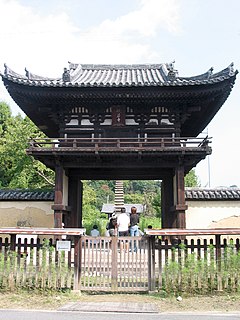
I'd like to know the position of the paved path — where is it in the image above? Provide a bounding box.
[58,301,158,313]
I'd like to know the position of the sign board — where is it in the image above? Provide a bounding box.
[56,240,71,251]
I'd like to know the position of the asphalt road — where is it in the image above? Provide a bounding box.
[0,310,240,320]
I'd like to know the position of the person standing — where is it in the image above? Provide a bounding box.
[129,206,139,252]
[107,213,118,236]
[117,207,130,251]
[129,206,139,237]
[90,224,100,247]
[90,225,100,237]
[117,207,130,236]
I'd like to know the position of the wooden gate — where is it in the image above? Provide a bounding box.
[80,236,149,291]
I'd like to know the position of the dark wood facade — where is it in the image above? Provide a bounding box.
[1,62,237,228]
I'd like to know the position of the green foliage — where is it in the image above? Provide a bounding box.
[82,181,104,234]
[124,193,143,204]
[123,180,161,217]
[0,102,11,137]
[151,191,161,218]
[0,102,54,189]
[185,169,200,187]
[139,216,161,231]
[124,180,161,194]
[87,180,115,210]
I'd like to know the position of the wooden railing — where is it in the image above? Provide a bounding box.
[28,136,211,152]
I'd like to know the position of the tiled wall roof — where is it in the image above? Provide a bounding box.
[185,188,240,200]
[0,190,54,201]
[0,188,239,201]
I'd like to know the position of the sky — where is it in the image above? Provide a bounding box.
[0,0,239,188]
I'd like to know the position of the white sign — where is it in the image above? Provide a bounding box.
[56,240,71,251]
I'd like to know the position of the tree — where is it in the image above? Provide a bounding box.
[0,102,54,189]
[82,180,104,234]
[184,169,200,187]
[0,102,11,137]
[87,180,115,210]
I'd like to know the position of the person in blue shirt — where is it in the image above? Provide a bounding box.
[90,225,100,237]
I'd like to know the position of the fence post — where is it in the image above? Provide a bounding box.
[73,235,81,291]
[215,234,222,291]
[111,236,118,291]
[10,234,16,252]
[148,235,156,292]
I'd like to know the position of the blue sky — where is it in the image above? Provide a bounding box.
[0,0,240,188]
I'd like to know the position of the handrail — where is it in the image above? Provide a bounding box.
[144,228,240,236]
[28,136,211,150]
[0,227,86,236]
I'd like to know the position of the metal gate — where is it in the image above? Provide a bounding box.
[80,236,149,291]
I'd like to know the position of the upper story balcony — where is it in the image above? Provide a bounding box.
[26,136,211,179]
[28,136,211,155]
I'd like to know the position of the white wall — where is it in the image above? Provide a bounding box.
[186,200,240,229]
[0,201,54,228]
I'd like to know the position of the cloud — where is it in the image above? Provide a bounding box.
[0,0,181,112]
[95,0,181,37]
[0,0,78,74]
[0,0,181,69]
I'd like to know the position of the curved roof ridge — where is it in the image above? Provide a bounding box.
[179,67,214,81]
[25,67,60,81]
[1,61,237,88]
[73,63,165,70]
[211,62,238,79]
[3,64,27,80]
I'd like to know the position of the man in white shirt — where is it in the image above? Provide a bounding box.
[117,207,130,251]
[117,208,130,236]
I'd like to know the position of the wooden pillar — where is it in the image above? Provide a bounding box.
[68,176,83,228]
[172,166,187,228]
[73,235,81,290]
[161,172,175,228]
[53,165,63,228]
[52,164,70,228]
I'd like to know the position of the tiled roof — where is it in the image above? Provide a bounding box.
[1,62,237,88]
[0,188,239,201]
[185,188,240,200]
[0,190,54,201]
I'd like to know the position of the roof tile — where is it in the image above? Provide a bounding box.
[2,62,237,88]
[1,188,239,201]
[185,188,240,200]
[0,190,54,201]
